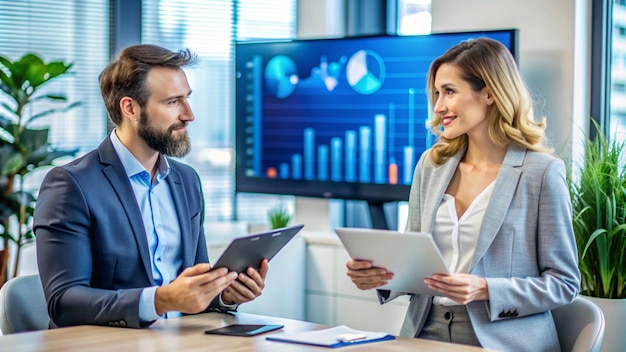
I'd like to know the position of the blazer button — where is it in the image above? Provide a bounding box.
[120,320,127,327]
[498,312,506,318]
[108,322,115,326]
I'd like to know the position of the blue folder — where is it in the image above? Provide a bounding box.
[266,325,395,348]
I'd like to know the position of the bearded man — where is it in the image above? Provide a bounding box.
[34,44,268,329]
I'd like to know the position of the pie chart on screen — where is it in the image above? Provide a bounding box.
[346,50,385,95]
[264,55,299,99]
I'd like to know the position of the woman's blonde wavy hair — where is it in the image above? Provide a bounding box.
[426,37,552,165]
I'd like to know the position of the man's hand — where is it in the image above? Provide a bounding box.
[221,259,269,305]
[424,273,489,304]
[346,259,394,290]
[154,263,237,315]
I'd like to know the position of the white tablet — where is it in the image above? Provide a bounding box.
[335,227,450,296]
[212,224,304,273]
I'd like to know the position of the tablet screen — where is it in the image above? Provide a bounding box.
[211,224,304,273]
[335,227,450,296]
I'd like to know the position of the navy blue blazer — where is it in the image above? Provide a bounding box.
[34,136,216,328]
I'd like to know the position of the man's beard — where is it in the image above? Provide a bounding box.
[137,110,191,157]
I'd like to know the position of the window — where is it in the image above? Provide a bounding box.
[1,0,298,225]
[0,0,109,152]
[611,1,626,139]
[142,0,297,223]
[614,82,626,92]
[396,0,432,35]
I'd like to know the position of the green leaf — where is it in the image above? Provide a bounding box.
[0,52,77,251]
[1,102,18,118]
[0,126,14,143]
[1,152,23,176]
[46,61,72,79]
[31,94,68,103]
[29,148,76,166]
[23,228,35,241]
[19,127,49,153]
[25,61,48,88]
[23,101,81,126]
[0,231,17,243]
[0,55,16,91]
[570,119,626,299]
[10,56,33,90]
[0,55,12,71]
[267,205,292,229]
[0,70,14,93]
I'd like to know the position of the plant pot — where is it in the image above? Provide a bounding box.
[582,295,626,352]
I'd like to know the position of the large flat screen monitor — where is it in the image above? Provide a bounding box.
[235,29,518,206]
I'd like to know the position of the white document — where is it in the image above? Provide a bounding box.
[266,325,394,347]
[335,227,450,296]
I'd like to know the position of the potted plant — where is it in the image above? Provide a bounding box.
[267,205,292,229]
[568,120,626,352]
[0,53,78,285]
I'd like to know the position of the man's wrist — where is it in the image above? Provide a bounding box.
[154,286,171,316]
[218,292,238,310]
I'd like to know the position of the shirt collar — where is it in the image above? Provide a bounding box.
[109,130,171,179]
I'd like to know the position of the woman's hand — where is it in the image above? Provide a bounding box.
[424,273,489,304]
[346,259,394,290]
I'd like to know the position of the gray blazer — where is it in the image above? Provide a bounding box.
[390,145,580,352]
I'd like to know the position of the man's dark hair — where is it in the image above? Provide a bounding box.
[99,44,197,125]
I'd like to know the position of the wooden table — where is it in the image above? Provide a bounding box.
[0,312,491,351]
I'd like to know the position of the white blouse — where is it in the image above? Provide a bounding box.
[432,180,495,306]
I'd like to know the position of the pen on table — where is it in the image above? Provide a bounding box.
[337,333,367,343]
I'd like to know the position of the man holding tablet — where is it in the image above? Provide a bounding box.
[34,45,266,329]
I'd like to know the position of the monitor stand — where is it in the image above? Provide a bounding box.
[368,201,389,230]
[293,197,398,231]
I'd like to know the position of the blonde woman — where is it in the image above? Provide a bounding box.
[346,38,580,351]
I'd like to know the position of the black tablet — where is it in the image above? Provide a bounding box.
[204,324,284,337]
[211,224,304,273]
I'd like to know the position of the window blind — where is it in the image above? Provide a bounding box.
[0,0,110,152]
[141,0,296,223]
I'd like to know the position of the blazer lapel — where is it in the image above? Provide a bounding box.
[470,146,525,269]
[98,138,154,284]
[422,150,464,234]
[166,166,194,268]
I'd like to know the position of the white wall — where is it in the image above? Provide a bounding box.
[297,0,345,39]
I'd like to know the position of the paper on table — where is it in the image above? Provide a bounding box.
[265,325,395,348]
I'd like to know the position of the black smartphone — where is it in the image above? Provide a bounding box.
[204,324,284,337]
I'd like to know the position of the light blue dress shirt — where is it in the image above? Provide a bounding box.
[110,132,182,321]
